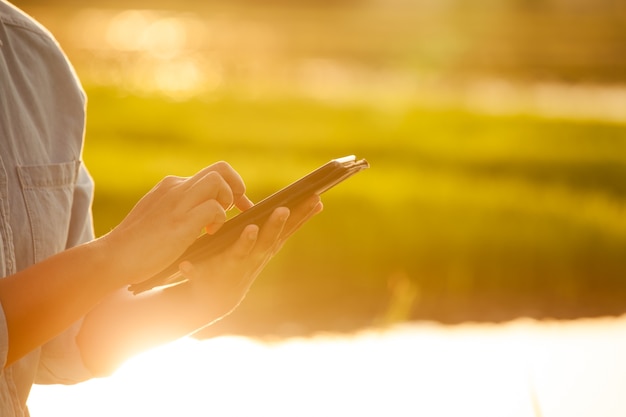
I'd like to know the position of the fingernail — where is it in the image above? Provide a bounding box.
[179,261,193,276]
[248,227,258,241]
[204,223,222,235]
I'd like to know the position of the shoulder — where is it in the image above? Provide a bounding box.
[0,1,56,42]
[0,1,86,165]
[0,0,84,104]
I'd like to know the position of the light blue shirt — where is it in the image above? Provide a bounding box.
[0,1,95,415]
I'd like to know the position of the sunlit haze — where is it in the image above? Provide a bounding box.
[29,317,626,417]
[28,6,626,121]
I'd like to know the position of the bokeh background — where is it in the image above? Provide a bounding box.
[17,0,626,337]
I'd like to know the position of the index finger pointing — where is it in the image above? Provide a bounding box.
[187,161,248,205]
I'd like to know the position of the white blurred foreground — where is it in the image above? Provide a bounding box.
[29,316,626,417]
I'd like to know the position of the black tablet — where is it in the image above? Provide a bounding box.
[129,155,369,294]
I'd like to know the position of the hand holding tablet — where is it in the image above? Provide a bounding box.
[129,155,369,294]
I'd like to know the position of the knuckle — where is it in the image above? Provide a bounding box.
[208,200,227,222]
[212,161,232,172]
[205,170,223,183]
[152,175,184,196]
[215,207,227,223]
[160,175,183,188]
[233,181,246,197]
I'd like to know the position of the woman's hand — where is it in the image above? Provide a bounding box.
[179,194,323,320]
[100,162,254,286]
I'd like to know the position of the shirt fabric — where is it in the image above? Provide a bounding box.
[0,1,95,415]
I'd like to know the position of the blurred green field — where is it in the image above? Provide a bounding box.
[82,86,626,336]
[27,0,623,336]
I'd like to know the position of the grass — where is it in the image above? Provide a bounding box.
[82,85,626,336]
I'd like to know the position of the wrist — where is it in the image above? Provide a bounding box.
[90,232,144,288]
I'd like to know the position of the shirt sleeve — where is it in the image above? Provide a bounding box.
[0,299,8,370]
[35,163,96,384]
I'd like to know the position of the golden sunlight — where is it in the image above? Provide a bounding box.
[70,9,215,98]
[29,317,626,417]
[105,11,187,58]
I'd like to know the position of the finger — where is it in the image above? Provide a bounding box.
[235,194,255,211]
[267,200,322,258]
[251,207,290,255]
[280,195,323,240]
[188,199,227,235]
[228,224,259,259]
[178,224,258,280]
[185,171,234,211]
[178,260,196,280]
[185,162,247,208]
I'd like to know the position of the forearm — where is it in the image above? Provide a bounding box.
[77,283,223,376]
[0,238,125,367]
